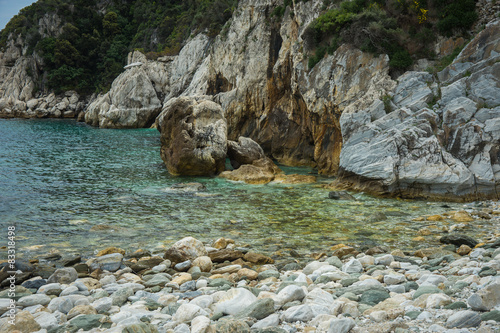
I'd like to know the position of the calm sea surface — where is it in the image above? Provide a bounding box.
[0,119,494,261]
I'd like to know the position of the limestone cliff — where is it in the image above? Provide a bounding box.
[0,0,499,200]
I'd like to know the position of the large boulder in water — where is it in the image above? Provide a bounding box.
[227,137,266,169]
[156,96,227,176]
[219,157,281,184]
[84,65,162,128]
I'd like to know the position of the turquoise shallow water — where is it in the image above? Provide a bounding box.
[0,119,495,261]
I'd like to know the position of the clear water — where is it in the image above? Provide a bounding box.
[0,119,495,262]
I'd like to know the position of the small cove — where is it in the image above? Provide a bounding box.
[0,118,497,261]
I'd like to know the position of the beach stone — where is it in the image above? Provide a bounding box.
[468,282,500,311]
[209,249,244,263]
[216,318,250,333]
[303,261,329,275]
[88,253,123,272]
[172,273,192,285]
[444,301,467,310]
[0,310,41,332]
[174,323,191,333]
[212,264,241,275]
[358,255,375,267]
[111,287,133,306]
[413,286,443,299]
[282,304,314,322]
[22,278,47,290]
[69,314,107,331]
[227,136,266,169]
[276,285,306,305]
[96,246,125,256]
[144,274,170,287]
[208,278,232,288]
[327,256,343,269]
[479,267,497,277]
[440,234,478,248]
[237,298,275,320]
[457,244,472,255]
[384,273,406,285]
[331,245,356,258]
[122,322,160,333]
[360,289,390,306]
[244,252,274,264]
[191,315,210,333]
[47,267,78,284]
[164,237,207,264]
[175,260,192,272]
[215,288,258,315]
[425,293,452,308]
[37,282,62,296]
[446,310,481,328]
[192,256,212,272]
[258,270,280,280]
[450,211,474,223]
[370,310,388,322]
[92,296,113,313]
[342,259,363,274]
[67,304,98,319]
[252,313,280,329]
[173,303,209,323]
[481,310,500,322]
[33,311,58,331]
[238,268,258,280]
[328,317,356,333]
[375,254,394,266]
[17,294,51,307]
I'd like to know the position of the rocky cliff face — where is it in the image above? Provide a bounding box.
[1,0,499,200]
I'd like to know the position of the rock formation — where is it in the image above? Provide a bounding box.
[227,137,266,169]
[334,21,500,200]
[156,96,227,176]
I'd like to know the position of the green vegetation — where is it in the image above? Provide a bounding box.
[0,0,238,94]
[304,0,478,71]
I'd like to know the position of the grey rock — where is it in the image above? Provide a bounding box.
[174,260,191,272]
[144,274,170,288]
[393,71,434,111]
[446,310,481,328]
[276,285,306,306]
[258,270,280,280]
[111,287,134,306]
[328,317,356,333]
[92,297,112,313]
[172,303,208,323]
[17,294,51,307]
[215,288,258,316]
[468,282,500,311]
[87,253,123,272]
[328,191,356,200]
[237,298,275,320]
[47,267,78,284]
[342,259,363,274]
[326,256,343,269]
[252,313,280,329]
[37,283,62,296]
[413,286,443,300]
[216,318,251,333]
[33,311,59,331]
[281,304,314,323]
[228,136,266,169]
[69,314,106,331]
[360,289,390,306]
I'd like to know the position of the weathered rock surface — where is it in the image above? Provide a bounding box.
[85,64,162,128]
[334,20,500,200]
[156,96,227,176]
[219,157,282,184]
[227,136,266,169]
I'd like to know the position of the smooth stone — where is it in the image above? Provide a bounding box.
[281,304,314,323]
[33,311,58,331]
[375,254,394,266]
[481,310,500,322]
[251,313,280,329]
[276,285,306,306]
[444,301,467,310]
[208,278,232,288]
[173,303,209,323]
[174,260,191,272]
[47,267,78,284]
[17,294,51,307]
[328,317,356,333]
[144,274,170,287]
[413,286,443,300]
[360,289,390,306]
[236,298,275,320]
[92,297,113,313]
[258,270,280,280]
[326,256,343,269]
[215,318,251,333]
[69,314,106,331]
[191,315,210,333]
[88,253,123,272]
[215,288,258,316]
[37,283,62,296]
[111,287,134,306]
[384,273,406,285]
[446,310,481,328]
[22,278,47,290]
[342,259,363,274]
[468,282,500,311]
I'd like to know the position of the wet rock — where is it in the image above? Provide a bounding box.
[157,96,227,176]
[169,182,207,192]
[227,136,266,169]
[328,191,356,200]
[164,237,207,264]
[440,234,478,248]
[69,314,108,331]
[243,252,274,264]
[96,247,125,257]
[209,249,244,263]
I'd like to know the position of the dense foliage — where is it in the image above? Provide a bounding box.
[0,0,238,94]
[302,0,478,70]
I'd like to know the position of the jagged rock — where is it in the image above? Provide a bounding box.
[85,64,162,128]
[157,96,227,176]
[227,137,266,169]
[392,71,434,111]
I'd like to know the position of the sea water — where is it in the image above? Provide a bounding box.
[0,119,495,260]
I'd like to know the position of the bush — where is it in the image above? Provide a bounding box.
[389,49,413,69]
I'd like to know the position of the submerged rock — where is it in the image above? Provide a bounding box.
[219,157,282,184]
[157,96,227,176]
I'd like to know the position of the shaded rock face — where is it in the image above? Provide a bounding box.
[85,65,162,128]
[156,96,227,176]
[227,137,266,169]
[335,20,500,200]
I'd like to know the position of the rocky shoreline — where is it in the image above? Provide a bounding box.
[1,227,499,333]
